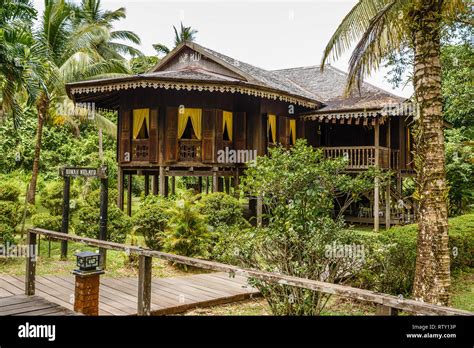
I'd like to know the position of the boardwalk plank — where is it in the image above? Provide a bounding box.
[0,272,258,316]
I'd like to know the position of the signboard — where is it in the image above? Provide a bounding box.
[59,167,107,178]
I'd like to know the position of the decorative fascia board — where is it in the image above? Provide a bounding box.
[69,80,318,108]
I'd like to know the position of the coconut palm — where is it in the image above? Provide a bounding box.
[153,22,198,56]
[0,0,46,126]
[26,0,138,204]
[73,0,142,59]
[321,0,469,305]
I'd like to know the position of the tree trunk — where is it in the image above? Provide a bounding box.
[27,95,48,204]
[412,0,450,306]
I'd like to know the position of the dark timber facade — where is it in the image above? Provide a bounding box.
[66,42,416,231]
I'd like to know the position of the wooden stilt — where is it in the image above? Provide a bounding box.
[127,174,132,217]
[118,167,124,210]
[198,177,203,193]
[385,119,391,230]
[256,195,263,227]
[164,176,169,197]
[212,169,218,193]
[374,118,380,232]
[226,177,230,194]
[171,176,176,195]
[386,181,391,230]
[144,174,149,196]
[159,167,165,196]
[206,176,209,194]
[152,174,158,195]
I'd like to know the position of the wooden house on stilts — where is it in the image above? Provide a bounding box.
[66,42,416,231]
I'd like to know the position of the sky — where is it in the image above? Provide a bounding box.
[32,0,414,98]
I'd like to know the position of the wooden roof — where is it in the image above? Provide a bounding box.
[66,42,405,114]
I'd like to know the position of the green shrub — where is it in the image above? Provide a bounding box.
[31,213,62,231]
[41,181,65,216]
[84,188,119,208]
[132,195,170,250]
[354,213,474,296]
[164,195,211,258]
[0,182,21,202]
[0,201,22,228]
[0,223,15,246]
[74,205,131,244]
[199,192,247,228]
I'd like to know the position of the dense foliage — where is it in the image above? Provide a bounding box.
[132,195,171,250]
[355,214,474,296]
[223,141,378,315]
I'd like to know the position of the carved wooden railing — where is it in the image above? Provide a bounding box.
[179,139,201,162]
[322,146,397,169]
[132,139,149,161]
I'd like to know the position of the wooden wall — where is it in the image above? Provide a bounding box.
[118,88,309,165]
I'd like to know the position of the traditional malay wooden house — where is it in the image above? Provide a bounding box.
[66,42,415,230]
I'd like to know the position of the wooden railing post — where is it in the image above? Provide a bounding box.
[376,304,399,316]
[137,255,152,316]
[25,231,37,295]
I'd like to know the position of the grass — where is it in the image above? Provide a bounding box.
[181,296,378,316]
[451,268,474,312]
[0,235,203,279]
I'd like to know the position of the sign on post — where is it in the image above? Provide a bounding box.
[58,166,108,263]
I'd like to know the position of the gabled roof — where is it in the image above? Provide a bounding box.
[66,42,321,108]
[272,65,406,113]
[66,41,405,113]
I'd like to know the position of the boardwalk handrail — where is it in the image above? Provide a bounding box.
[26,228,473,316]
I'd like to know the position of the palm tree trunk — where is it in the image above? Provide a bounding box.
[27,95,48,204]
[412,0,450,306]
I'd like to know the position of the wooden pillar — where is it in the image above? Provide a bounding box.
[159,166,166,196]
[164,176,169,197]
[234,170,240,198]
[171,176,176,195]
[118,167,124,210]
[225,177,230,194]
[25,231,36,295]
[376,304,398,316]
[218,177,224,192]
[385,119,391,230]
[374,118,380,232]
[212,168,218,193]
[144,174,150,196]
[198,176,203,193]
[152,174,158,195]
[206,176,209,194]
[137,255,152,316]
[399,116,406,169]
[127,174,132,217]
[256,195,263,227]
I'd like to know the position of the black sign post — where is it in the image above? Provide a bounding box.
[59,166,108,265]
[60,176,71,259]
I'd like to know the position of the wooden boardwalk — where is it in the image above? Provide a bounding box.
[0,295,79,316]
[0,273,258,315]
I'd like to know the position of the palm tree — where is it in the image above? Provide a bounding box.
[26,0,138,204]
[153,22,198,56]
[73,0,142,59]
[321,0,469,306]
[0,0,46,126]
